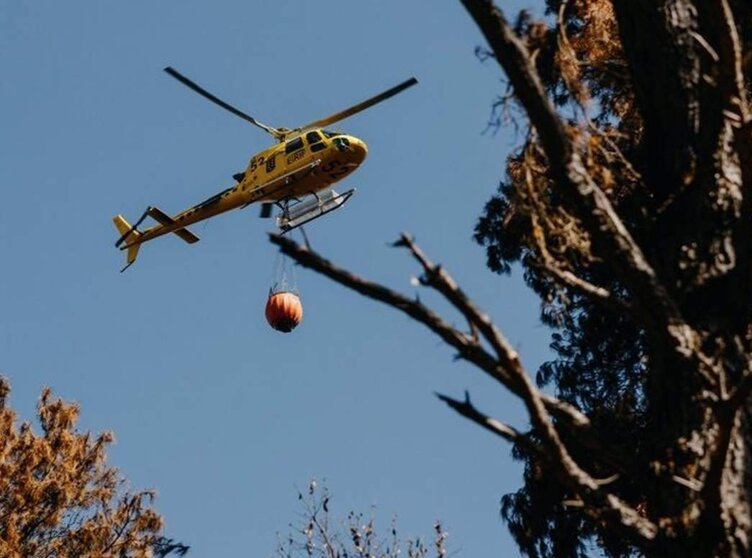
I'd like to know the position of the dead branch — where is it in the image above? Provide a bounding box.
[520,161,633,316]
[529,211,628,312]
[435,390,525,444]
[714,0,749,123]
[436,391,632,490]
[269,233,658,542]
[394,233,527,376]
[269,233,586,429]
[392,234,648,514]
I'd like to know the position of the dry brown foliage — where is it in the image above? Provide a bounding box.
[0,377,173,558]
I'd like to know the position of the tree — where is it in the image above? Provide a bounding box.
[0,377,188,557]
[276,480,447,558]
[270,1,752,556]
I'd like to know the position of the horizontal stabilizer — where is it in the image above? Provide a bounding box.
[147,205,175,225]
[173,228,200,244]
[147,206,200,244]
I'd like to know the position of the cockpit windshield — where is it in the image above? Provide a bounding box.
[333,136,350,151]
[322,130,338,138]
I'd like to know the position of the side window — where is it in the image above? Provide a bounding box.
[285,137,304,154]
[307,131,326,152]
[265,154,276,173]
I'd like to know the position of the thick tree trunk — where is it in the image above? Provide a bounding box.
[455,0,752,555]
[612,1,752,556]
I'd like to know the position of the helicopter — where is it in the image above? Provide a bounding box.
[113,67,418,271]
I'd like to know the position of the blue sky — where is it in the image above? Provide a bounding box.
[1,1,553,556]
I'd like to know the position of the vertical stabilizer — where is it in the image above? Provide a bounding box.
[113,214,142,272]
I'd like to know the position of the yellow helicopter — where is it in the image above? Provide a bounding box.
[113,67,418,271]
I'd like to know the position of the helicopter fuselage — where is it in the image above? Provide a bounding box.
[244,130,367,201]
[126,129,367,247]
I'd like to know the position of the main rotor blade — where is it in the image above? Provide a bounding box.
[164,67,278,136]
[300,77,418,131]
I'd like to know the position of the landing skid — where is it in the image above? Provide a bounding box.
[276,188,355,234]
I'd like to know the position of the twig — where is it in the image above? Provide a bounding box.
[529,212,627,312]
[435,390,525,444]
[394,233,525,375]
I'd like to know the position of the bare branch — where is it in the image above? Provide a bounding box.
[435,390,525,444]
[714,0,749,123]
[529,211,630,313]
[269,233,658,542]
[519,160,633,315]
[435,391,629,492]
[539,393,590,428]
[269,233,586,430]
[727,370,752,411]
[395,232,525,375]
[587,123,643,183]
[394,233,648,507]
[699,402,740,534]
[310,505,337,558]
[459,0,571,165]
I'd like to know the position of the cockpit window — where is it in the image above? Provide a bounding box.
[322,130,338,138]
[333,137,351,151]
[285,137,304,154]
[307,130,326,152]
